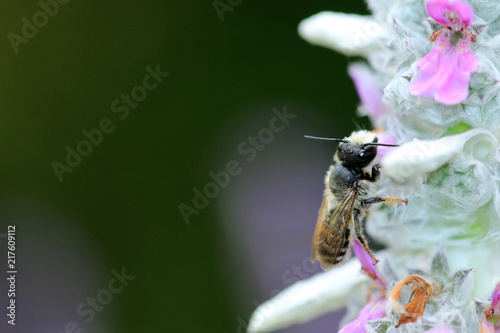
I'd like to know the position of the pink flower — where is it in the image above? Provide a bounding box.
[409,0,478,105]
[481,282,500,333]
[374,131,398,163]
[492,283,500,314]
[426,0,474,29]
[409,32,478,105]
[338,298,387,333]
[347,63,399,161]
[352,238,385,289]
[348,63,387,121]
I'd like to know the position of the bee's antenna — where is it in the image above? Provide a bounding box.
[304,135,348,143]
[304,135,400,147]
[362,142,400,147]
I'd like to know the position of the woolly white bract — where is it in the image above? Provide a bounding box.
[249,1,500,332]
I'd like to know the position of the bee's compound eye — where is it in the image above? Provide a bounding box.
[358,147,376,162]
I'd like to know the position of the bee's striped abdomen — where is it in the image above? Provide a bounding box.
[317,228,351,269]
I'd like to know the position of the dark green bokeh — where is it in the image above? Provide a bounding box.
[0,1,367,331]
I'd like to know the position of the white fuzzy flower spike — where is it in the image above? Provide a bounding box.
[247,259,367,333]
[298,12,386,56]
[251,0,500,331]
[382,129,497,182]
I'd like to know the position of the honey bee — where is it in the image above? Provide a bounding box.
[307,130,407,270]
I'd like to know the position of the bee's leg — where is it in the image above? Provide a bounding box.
[361,196,408,209]
[369,163,381,182]
[353,209,379,264]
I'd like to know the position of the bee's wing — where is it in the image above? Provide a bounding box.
[311,194,329,262]
[311,188,358,267]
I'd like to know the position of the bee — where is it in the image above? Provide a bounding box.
[307,130,407,270]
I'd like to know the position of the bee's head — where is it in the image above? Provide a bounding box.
[337,137,378,168]
[304,130,399,168]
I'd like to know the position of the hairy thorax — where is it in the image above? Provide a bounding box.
[328,163,377,210]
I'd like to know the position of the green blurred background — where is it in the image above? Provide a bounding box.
[0,0,368,332]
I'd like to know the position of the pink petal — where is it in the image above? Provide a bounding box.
[492,282,500,307]
[375,131,398,164]
[426,0,474,28]
[338,299,387,333]
[410,34,453,98]
[348,63,387,120]
[433,60,470,104]
[480,285,500,333]
[352,238,384,287]
[490,282,500,319]
[409,33,478,105]
[456,35,479,72]
[435,37,478,104]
